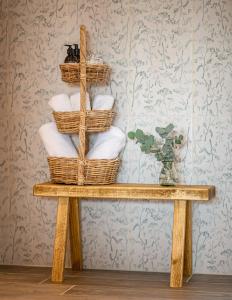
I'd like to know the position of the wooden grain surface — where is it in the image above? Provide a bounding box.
[69,197,82,271]
[51,197,69,283]
[33,182,215,201]
[170,200,187,288]
[0,266,231,300]
[184,201,192,277]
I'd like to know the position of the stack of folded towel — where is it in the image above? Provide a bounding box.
[39,92,125,160]
[48,92,114,112]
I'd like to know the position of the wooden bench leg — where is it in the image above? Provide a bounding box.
[69,197,83,271]
[170,200,187,288]
[184,201,192,279]
[51,197,69,283]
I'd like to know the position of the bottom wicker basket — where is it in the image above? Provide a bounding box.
[48,157,120,185]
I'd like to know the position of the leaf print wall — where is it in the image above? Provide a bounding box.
[0,0,232,274]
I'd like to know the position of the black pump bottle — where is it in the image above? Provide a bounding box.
[64,44,75,63]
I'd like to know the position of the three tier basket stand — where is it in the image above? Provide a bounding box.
[48,25,120,185]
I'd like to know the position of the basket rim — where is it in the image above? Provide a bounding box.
[47,156,120,162]
[53,109,115,114]
[60,63,110,68]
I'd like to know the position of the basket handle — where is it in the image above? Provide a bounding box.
[78,25,87,185]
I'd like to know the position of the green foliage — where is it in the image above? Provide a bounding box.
[128,131,135,140]
[128,123,183,163]
[155,124,174,138]
[175,135,183,144]
[128,129,156,154]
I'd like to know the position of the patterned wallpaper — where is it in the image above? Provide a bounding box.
[0,0,232,274]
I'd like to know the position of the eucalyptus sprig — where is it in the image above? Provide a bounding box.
[128,123,183,162]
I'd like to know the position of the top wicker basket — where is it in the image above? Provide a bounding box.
[60,63,111,85]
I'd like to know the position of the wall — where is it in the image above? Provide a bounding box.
[0,0,232,274]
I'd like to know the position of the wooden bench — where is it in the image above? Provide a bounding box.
[33,182,215,288]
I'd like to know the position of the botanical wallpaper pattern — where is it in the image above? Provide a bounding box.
[0,0,232,274]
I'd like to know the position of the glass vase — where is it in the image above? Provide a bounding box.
[159,161,177,186]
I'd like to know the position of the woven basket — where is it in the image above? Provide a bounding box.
[47,25,120,185]
[53,110,115,134]
[48,157,120,185]
[60,63,111,85]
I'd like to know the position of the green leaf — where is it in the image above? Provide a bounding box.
[135,129,145,142]
[146,135,155,146]
[155,127,166,138]
[155,151,163,161]
[165,123,174,133]
[128,131,135,139]
[175,137,181,144]
[156,123,174,138]
[162,142,175,161]
[140,144,147,152]
[165,138,173,146]
[175,135,183,144]
[137,134,155,154]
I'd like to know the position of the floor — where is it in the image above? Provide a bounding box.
[0,266,231,300]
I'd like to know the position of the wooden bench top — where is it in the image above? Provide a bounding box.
[33,182,215,201]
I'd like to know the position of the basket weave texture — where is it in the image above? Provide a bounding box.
[53,110,115,134]
[48,157,120,185]
[60,63,111,85]
[48,25,120,185]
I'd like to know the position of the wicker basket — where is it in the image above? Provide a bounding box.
[60,63,111,85]
[53,110,115,134]
[48,157,120,185]
[48,25,120,185]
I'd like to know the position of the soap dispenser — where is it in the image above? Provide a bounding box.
[73,44,80,63]
[64,44,75,63]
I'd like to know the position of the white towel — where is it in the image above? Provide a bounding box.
[39,122,77,158]
[71,135,80,148]
[92,94,114,110]
[48,94,72,112]
[87,138,125,159]
[87,126,126,159]
[93,126,126,147]
[70,92,91,111]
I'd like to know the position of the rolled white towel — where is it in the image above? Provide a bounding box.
[39,122,77,158]
[70,92,91,111]
[87,138,125,160]
[48,94,72,112]
[93,126,126,148]
[87,126,126,159]
[92,94,114,110]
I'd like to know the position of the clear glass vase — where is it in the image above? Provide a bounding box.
[159,161,178,186]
